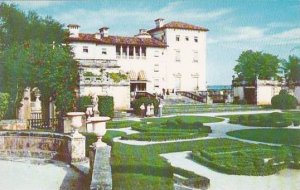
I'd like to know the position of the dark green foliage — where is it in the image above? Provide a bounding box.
[98,96,114,118]
[76,96,92,112]
[131,97,159,116]
[271,90,298,110]
[293,120,300,126]
[0,92,10,120]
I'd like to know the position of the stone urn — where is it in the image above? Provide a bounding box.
[67,112,85,137]
[88,116,111,147]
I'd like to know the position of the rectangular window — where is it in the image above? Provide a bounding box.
[194,36,198,43]
[154,50,159,57]
[185,36,189,41]
[176,35,180,41]
[83,46,88,53]
[102,48,107,55]
[193,51,198,63]
[175,50,180,62]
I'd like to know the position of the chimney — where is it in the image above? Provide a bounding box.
[67,24,80,38]
[155,18,164,28]
[99,27,109,38]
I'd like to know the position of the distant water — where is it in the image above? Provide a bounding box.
[207,85,232,91]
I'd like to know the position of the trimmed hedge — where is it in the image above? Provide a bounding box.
[76,96,92,112]
[131,97,159,116]
[229,113,292,127]
[98,96,114,118]
[107,120,140,129]
[0,92,10,120]
[271,90,298,110]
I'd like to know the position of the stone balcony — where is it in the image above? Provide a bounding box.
[77,59,120,68]
[79,76,129,86]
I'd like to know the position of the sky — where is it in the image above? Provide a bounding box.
[3,0,300,85]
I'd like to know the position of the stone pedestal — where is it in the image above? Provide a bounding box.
[69,135,86,162]
[90,146,112,190]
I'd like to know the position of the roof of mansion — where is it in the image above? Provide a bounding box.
[67,34,167,48]
[148,21,209,33]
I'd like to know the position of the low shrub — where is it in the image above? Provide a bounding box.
[271,90,298,110]
[293,120,300,127]
[98,96,114,118]
[76,96,92,112]
[0,92,10,120]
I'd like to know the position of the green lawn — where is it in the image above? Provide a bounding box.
[227,128,300,145]
[224,111,300,127]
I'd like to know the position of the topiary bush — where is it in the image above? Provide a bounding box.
[0,92,10,120]
[271,90,298,110]
[98,96,114,118]
[131,97,159,116]
[76,96,92,112]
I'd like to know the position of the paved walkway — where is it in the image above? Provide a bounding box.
[0,158,88,190]
[111,110,288,146]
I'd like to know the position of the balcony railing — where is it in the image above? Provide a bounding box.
[80,76,129,86]
[77,59,119,68]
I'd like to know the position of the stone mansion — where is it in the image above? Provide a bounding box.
[67,19,208,109]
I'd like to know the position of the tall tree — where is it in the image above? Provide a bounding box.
[0,3,77,119]
[282,55,300,83]
[234,50,281,82]
[0,3,65,49]
[1,41,78,118]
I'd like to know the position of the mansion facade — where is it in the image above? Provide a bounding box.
[67,19,208,109]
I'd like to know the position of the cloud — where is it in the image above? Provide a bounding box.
[54,1,233,33]
[209,26,300,47]
[4,0,64,9]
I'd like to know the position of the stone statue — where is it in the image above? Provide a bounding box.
[92,95,99,116]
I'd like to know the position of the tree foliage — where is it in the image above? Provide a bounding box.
[282,55,300,83]
[0,3,66,49]
[0,92,10,120]
[234,50,281,82]
[0,3,78,118]
[1,41,78,117]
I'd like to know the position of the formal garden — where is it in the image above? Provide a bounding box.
[1,3,300,190]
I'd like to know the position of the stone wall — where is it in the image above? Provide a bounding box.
[0,131,86,163]
[90,146,112,190]
[0,120,27,131]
